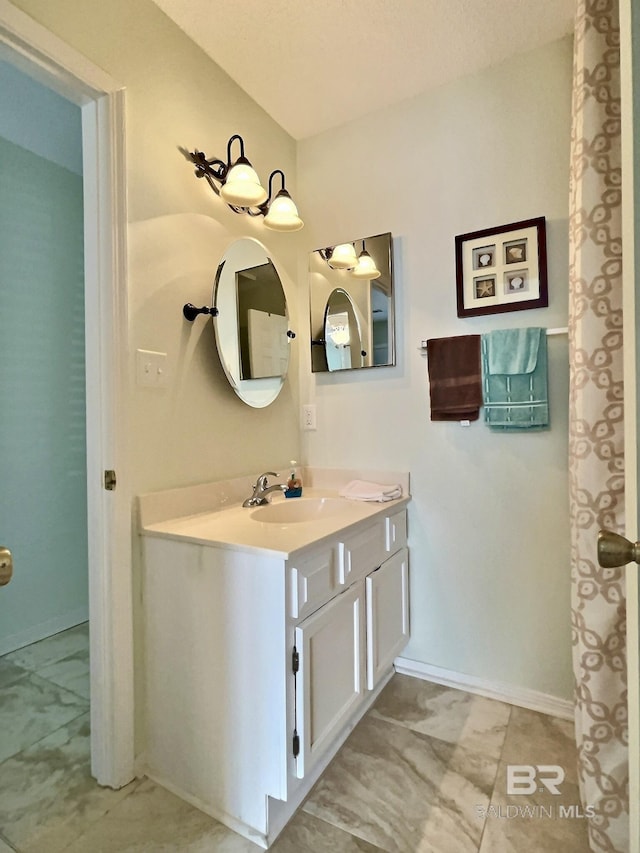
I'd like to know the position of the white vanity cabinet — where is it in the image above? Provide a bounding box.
[141,502,409,849]
[288,509,409,783]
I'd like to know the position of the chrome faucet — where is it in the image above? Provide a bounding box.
[242,471,288,507]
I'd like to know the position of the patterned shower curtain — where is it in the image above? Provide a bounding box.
[568,1,627,851]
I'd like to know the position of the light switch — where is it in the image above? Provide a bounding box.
[136,349,168,388]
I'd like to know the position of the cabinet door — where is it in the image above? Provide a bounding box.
[294,582,365,779]
[366,548,409,690]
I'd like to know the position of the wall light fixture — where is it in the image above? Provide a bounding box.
[352,241,381,279]
[325,243,359,270]
[187,134,303,232]
[319,240,381,279]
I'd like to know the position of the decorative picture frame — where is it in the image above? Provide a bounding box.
[455,217,548,317]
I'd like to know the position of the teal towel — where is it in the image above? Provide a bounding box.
[481,328,549,430]
[487,327,541,374]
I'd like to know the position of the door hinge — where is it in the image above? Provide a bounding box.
[292,647,299,673]
[104,469,117,491]
[292,729,300,758]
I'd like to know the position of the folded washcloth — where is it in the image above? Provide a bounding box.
[339,480,403,502]
[426,335,482,421]
[481,328,549,430]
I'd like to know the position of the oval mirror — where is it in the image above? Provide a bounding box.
[213,237,290,407]
[309,232,395,372]
[323,288,365,371]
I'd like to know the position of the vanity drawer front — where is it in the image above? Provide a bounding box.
[339,521,385,586]
[289,547,337,621]
[385,510,407,554]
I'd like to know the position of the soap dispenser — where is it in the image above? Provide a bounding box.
[285,460,303,498]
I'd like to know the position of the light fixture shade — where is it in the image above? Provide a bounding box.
[263,189,304,231]
[329,243,358,269]
[351,250,381,279]
[329,324,350,346]
[220,157,268,206]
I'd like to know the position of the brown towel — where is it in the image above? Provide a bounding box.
[427,335,482,421]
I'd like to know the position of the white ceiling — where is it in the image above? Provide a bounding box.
[152,0,576,140]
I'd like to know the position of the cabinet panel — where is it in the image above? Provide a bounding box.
[294,582,365,779]
[289,546,336,621]
[339,522,385,585]
[366,548,409,690]
[385,509,407,554]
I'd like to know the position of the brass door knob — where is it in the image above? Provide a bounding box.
[597,530,640,568]
[0,547,13,586]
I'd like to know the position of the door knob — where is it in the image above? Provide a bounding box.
[0,547,13,586]
[597,530,640,568]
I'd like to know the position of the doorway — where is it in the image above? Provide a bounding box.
[0,58,88,656]
[0,1,133,789]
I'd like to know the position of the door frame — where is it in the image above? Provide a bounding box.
[0,1,134,788]
[620,0,639,849]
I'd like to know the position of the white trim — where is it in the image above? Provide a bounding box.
[394,657,574,721]
[620,1,640,849]
[0,0,118,100]
[83,89,134,789]
[0,1,133,788]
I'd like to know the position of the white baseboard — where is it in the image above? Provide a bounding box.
[0,606,89,657]
[394,657,574,721]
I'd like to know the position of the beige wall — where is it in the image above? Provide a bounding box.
[10,0,303,756]
[12,0,303,495]
[298,36,574,700]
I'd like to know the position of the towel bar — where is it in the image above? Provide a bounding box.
[418,326,568,355]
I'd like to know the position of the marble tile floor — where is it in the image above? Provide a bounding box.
[0,626,589,852]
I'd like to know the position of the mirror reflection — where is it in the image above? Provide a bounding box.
[236,260,287,380]
[324,288,364,371]
[213,237,290,407]
[309,232,394,372]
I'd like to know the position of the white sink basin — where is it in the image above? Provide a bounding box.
[250,498,346,524]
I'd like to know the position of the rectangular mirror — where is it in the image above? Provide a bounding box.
[309,232,395,372]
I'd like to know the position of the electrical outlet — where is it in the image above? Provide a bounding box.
[302,404,317,430]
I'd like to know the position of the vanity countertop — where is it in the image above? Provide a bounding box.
[139,487,410,559]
